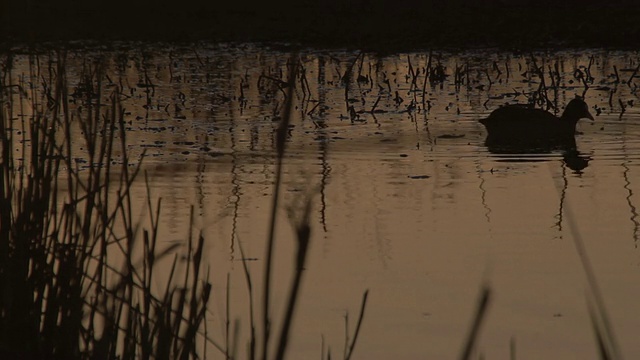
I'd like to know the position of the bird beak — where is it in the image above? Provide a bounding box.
[585,112,594,121]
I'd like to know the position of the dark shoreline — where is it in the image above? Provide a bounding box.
[1,1,639,52]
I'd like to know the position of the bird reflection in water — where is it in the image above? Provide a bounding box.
[562,149,591,174]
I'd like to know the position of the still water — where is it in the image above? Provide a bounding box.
[8,44,640,358]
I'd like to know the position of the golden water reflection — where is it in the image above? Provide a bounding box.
[7,45,640,358]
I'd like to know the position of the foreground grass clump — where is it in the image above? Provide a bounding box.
[0,49,369,360]
[0,52,211,359]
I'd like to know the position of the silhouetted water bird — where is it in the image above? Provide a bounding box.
[480,98,594,150]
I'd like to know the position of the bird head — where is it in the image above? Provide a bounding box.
[563,97,594,121]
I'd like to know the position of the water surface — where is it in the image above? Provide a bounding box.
[7,44,640,358]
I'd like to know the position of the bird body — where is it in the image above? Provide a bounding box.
[480,98,594,150]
